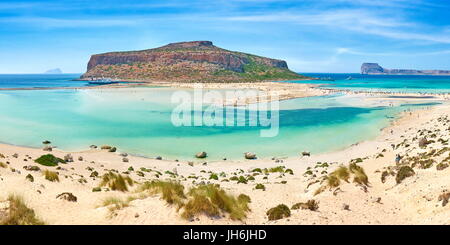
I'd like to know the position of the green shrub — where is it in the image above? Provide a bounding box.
[35,154,65,167]
[26,174,34,182]
[266,204,290,221]
[251,168,262,173]
[255,183,266,191]
[209,173,219,180]
[396,166,415,184]
[285,169,294,175]
[237,176,247,184]
[268,166,285,173]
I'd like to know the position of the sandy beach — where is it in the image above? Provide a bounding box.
[1,90,449,224]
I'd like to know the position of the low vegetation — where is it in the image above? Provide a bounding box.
[34,154,65,167]
[0,195,45,225]
[255,183,266,191]
[182,184,250,221]
[138,180,186,208]
[266,204,290,221]
[100,172,134,192]
[43,170,59,182]
[395,166,415,184]
[101,197,130,214]
[291,200,319,211]
[315,163,369,195]
[137,181,251,221]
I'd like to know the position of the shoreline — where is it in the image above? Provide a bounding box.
[0,83,447,162]
[1,101,449,224]
[2,79,449,103]
[1,83,450,224]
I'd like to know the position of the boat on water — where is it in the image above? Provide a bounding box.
[318,77,335,81]
[87,78,120,85]
[345,76,354,80]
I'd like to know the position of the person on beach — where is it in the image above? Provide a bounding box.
[395,154,401,164]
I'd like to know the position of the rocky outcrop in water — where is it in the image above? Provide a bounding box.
[361,63,450,75]
[81,41,307,83]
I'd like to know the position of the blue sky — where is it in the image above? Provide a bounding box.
[0,0,449,73]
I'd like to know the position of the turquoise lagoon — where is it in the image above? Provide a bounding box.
[0,84,438,160]
[296,73,450,94]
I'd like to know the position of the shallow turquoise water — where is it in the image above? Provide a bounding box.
[0,87,436,160]
[292,73,450,93]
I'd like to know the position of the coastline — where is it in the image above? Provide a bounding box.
[1,100,449,224]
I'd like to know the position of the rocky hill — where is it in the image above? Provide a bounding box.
[81,41,307,82]
[361,63,450,75]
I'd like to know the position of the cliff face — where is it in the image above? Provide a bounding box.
[361,63,450,75]
[81,41,305,82]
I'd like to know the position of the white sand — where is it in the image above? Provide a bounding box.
[1,100,449,224]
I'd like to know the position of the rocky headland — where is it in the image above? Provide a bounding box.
[361,63,450,75]
[81,41,308,83]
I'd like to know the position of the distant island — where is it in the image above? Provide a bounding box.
[44,68,62,74]
[361,63,450,75]
[81,41,308,83]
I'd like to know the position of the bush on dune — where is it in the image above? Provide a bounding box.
[266,204,290,221]
[395,166,415,184]
[43,170,59,182]
[34,154,65,167]
[291,200,319,211]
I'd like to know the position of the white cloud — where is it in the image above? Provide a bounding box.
[0,16,138,28]
[224,9,450,44]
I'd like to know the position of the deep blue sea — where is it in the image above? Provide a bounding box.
[0,74,86,88]
[0,74,445,160]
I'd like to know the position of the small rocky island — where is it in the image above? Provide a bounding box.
[81,41,307,83]
[361,63,450,75]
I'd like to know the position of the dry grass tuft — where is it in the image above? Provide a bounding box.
[100,172,134,192]
[43,170,59,182]
[291,200,319,211]
[182,184,251,221]
[0,195,45,225]
[331,166,350,182]
[349,163,369,186]
[138,180,186,208]
[315,163,370,195]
